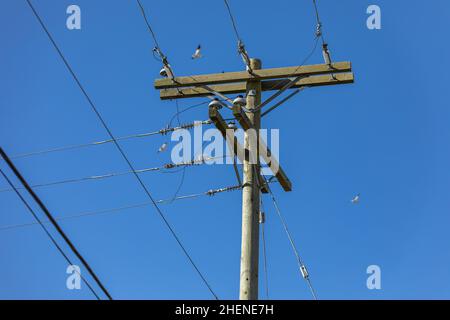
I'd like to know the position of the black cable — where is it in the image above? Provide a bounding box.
[169,100,186,203]
[260,174,318,300]
[168,101,209,128]
[260,200,269,299]
[0,147,110,300]
[0,169,102,300]
[136,0,161,49]
[25,0,218,300]
[0,167,101,300]
[136,0,172,69]
[312,0,325,43]
[312,0,325,44]
[223,0,242,42]
[257,36,319,104]
[0,182,247,233]
[12,118,211,160]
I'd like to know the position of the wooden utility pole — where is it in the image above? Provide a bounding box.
[239,58,262,299]
[154,59,354,300]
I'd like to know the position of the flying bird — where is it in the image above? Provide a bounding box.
[191,45,202,59]
[351,193,360,204]
[157,142,168,153]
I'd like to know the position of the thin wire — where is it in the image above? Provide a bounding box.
[221,0,254,73]
[260,197,269,299]
[136,0,161,49]
[240,36,320,116]
[169,100,186,203]
[261,87,306,117]
[232,155,242,187]
[135,0,174,79]
[223,0,242,42]
[247,75,305,113]
[168,101,209,128]
[264,36,320,94]
[0,167,102,300]
[182,83,234,110]
[312,0,326,44]
[261,175,318,300]
[0,184,245,232]
[0,202,152,232]
[12,119,212,159]
[0,147,112,299]
[26,0,218,300]
[249,165,269,299]
[0,155,231,193]
[0,168,151,193]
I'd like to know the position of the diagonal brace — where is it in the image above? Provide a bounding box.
[232,105,292,192]
[209,106,269,193]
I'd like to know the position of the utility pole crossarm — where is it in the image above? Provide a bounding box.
[154,61,352,89]
[159,72,354,100]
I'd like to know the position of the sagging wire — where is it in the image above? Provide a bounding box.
[167,101,210,128]
[168,99,186,203]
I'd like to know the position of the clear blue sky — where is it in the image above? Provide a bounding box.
[1,0,450,300]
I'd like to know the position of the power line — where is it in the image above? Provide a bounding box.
[0,147,112,300]
[312,0,325,44]
[11,119,212,159]
[0,184,245,232]
[0,167,101,300]
[261,175,318,300]
[26,0,218,299]
[0,167,152,193]
[264,36,320,94]
[223,0,242,42]
[135,0,175,79]
[0,155,232,193]
[227,1,325,115]
[169,100,187,203]
[260,197,269,299]
[167,101,209,128]
[222,0,253,73]
[136,0,161,49]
